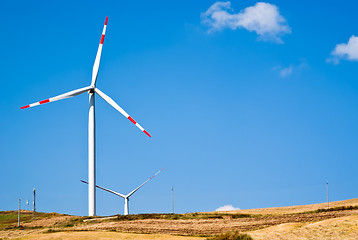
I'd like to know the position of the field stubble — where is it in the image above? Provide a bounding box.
[1,198,358,240]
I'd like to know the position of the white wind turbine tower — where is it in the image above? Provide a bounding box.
[81,168,163,215]
[20,17,151,216]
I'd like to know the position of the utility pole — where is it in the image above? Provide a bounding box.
[33,188,36,219]
[326,181,329,209]
[18,198,21,227]
[171,187,174,214]
[33,188,36,212]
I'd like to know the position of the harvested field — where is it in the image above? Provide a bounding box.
[249,215,358,240]
[71,208,358,235]
[11,231,204,240]
[215,198,358,215]
[1,198,358,240]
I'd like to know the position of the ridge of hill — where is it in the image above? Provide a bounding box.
[1,198,358,240]
[213,198,358,215]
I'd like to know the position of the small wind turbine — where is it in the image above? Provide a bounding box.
[81,168,163,215]
[20,17,151,216]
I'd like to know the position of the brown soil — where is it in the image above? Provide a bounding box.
[1,198,358,239]
[21,216,77,228]
[71,209,358,236]
[13,231,204,240]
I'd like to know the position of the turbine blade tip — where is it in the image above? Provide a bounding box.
[105,16,108,25]
[20,105,30,109]
[144,130,151,137]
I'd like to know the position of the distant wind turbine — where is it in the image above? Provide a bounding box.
[20,17,151,216]
[81,169,164,215]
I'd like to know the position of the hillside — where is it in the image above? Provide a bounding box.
[1,198,358,240]
[214,198,358,215]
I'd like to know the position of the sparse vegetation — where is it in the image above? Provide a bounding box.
[112,212,254,221]
[56,217,84,228]
[0,211,73,230]
[208,231,253,240]
[230,214,254,219]
[0,211,33,229]
[44,228,59,233]
[1,198,358,240]
[308,205,358,214]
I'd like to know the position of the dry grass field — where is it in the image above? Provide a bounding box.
[12,231,204,240]
[249,215,358,240]
[214,198,358,215]
[1,198,358,240]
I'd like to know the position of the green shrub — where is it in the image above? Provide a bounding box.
[209,231,253,240]
[44,228,59,233]
[230,214,253,219]
[301,205,358,214]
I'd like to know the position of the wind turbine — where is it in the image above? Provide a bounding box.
[81,168,163,215]
[20,17,151,216]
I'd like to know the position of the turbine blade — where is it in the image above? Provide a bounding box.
[80,180,126,198]
[95,88,151,137]
[91,16,108,87]
[20,86,92,109]
[127,168,164,197]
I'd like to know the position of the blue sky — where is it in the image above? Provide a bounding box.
[1,0,358,216]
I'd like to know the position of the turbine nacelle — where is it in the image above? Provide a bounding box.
[20,85,151,137]
[80,168,164,215]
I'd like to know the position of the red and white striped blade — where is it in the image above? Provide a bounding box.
[20,86,92,109]
[91,16,108,87]
[95,88,151,137]
[127,168,164,197]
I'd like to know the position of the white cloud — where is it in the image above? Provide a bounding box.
[273,60,307,78]
[215,205,240,211]
[329,35,358,63]
[279,65,293,77]
[201,1,291,43]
